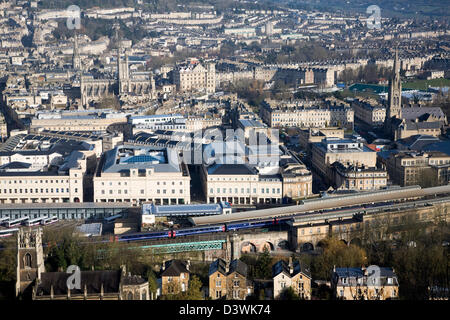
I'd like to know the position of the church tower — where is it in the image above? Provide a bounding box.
[72,33,81,71]
[16,227,45,298]
[387,49,402,119]
[118,39,130,95]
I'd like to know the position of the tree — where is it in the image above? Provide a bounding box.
[147,269,158,300]
[97,95,120,110]
[255,247,273,279]
[46,235,86,271]
[311,237,367,280]
[0,240,16,282]
[279,287,300,300]
[184,275,203,300]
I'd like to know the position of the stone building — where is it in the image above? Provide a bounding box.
[331,266,399,300]
[332,163,388,191]
[93,145,191,205]
[208,258,253,300]
[260,101,353,130]
[272,258,311,299]
[381,151,450,187]
[16,228,45,298]
[15,227,149,300]
[160,260,190,296]
[311,137,377,185]
[384,50,446,140]
[173,61,216,93]
[281,160,313,200]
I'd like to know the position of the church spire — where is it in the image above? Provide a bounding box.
[72,32,81,71]
[385,47,403,133]
[393,47,400,82]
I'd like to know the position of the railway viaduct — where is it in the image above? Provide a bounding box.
[223,199,450,259]
[227,230,290,260]
[289,201,450,252]
[126,199,450,261]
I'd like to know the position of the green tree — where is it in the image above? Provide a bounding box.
[279,287,300,300]
[185,275,203,300]
[0,240,16,282]
[255,247,272,279]
[147,269,158,300]
[311,237,367,280]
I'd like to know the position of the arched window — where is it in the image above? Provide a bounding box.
[127,292,133,300]
[24,253,32,268]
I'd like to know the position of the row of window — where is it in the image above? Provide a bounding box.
[209,188,281,195]
[0,188,77,194]
[100,181,184,186]
[100,189,184,195]
[209,177,258,181]
[0,179,71,184]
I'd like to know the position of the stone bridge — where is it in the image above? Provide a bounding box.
[227,230,289,260]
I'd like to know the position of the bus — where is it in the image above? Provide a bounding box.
[104,214,122,224]
[41,216,59,225]
[5,216,29,228]
[0,228,19,238]
[25,216,48,227]
[0,217,10,226]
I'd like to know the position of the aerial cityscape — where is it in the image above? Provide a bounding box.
[0,0,449,306]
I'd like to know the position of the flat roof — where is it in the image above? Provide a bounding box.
[142,202,230,216]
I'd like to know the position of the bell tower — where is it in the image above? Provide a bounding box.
[16,227,45,298]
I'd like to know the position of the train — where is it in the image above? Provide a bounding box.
[0,228,19,238]
[116,217,289,243]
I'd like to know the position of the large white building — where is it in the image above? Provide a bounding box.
[311,137,378,185]
[173,62,216,93]
[0,135,96,204]
[94,145,190,205]
[201,141,313,205]
[260,101,354,129]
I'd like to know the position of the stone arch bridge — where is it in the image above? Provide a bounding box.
[228,230,289,260]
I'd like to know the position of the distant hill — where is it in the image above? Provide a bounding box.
[279,0,450,18]
[38,0,280,12]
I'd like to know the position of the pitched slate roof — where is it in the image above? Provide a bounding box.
[272,260,311,278]
[122,275,147,286]
[161,260,190,277]
[229,259,248,277]
[397,134,440,151]
[209,258,227,276]
[401,107,445,121]
[35,270,121,296]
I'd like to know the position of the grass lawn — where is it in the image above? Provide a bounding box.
[402,78,450,91]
